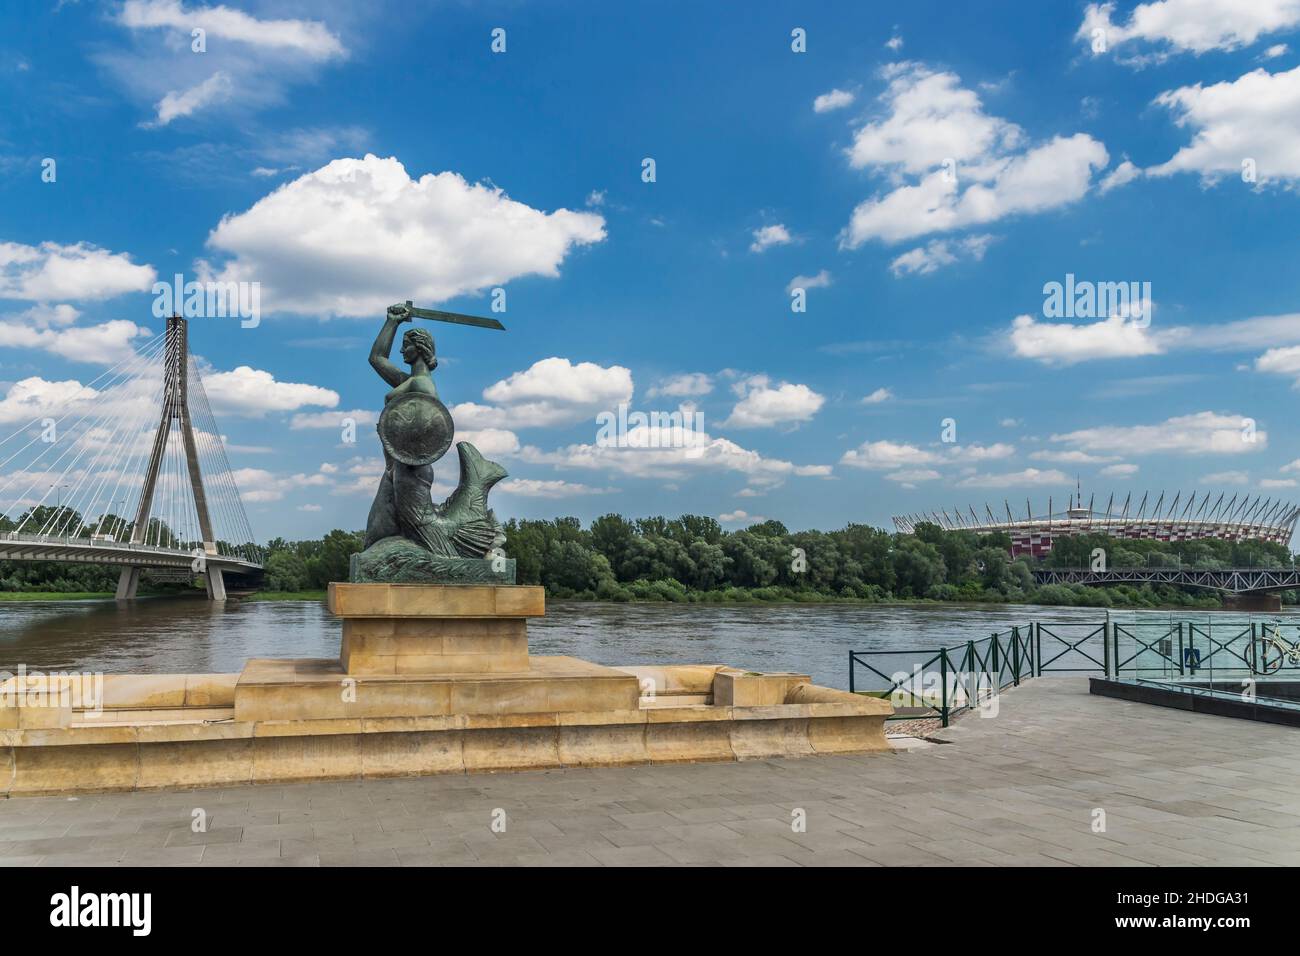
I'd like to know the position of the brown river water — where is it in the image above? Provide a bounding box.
[1,598,1290,690]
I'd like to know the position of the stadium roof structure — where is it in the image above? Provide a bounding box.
[892,489,1300,557]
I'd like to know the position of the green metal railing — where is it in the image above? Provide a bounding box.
[849,616,1300,728]
[848,624,1034,728]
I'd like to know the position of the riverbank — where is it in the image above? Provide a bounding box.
[240,588,1274,612]
[0,591,114,602]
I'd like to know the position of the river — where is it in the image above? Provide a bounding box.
[1,597,1292,689]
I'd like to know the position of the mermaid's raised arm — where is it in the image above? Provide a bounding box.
[369,303,410,387]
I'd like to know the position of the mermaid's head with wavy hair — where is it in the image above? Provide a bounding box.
[400,327,436,369]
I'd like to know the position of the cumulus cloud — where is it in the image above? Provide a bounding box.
[0,316,150,366]
[889,234,996,276]
[0,241,156,301]
[749,223,794,253]
[647,372,713,398]
[719,509,764,524]
[1098,159,1142,193]
[956,467,1069,488]
[1100,463,1140,477]
[1078,0,1300,59]
[289,408,376,430]
[722,375,825,428]
[201,366,339,416]
[518,417,831,483]
[451,357,633,429]
[151,71,233,126]
[230,465,331,503]
[1200,470,1250,484]
[1009,313,1162,365]
[1051,411,1267,456]
[838,64,1108,247]
[861,387,893,404]
[498,478,614,498]
[1148,65,1300,185]
[785,270,832,294]
[813,88,855,113]
[203,155,606,317]
[840,440,941,470]
[0,377,97,425]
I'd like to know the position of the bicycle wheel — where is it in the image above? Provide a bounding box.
[1245,638,1283,675]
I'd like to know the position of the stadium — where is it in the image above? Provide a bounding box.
[892,489,1300,558]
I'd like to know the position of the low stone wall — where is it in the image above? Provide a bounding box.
[0,667,891,795]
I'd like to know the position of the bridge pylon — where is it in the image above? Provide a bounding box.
[116,315,226,601]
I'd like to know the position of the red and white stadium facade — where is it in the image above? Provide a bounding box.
[892,491,1300,558]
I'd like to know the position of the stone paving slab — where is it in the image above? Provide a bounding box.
[0,677,1298,866]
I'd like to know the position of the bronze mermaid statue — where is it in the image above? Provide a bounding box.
[353,302,508,582]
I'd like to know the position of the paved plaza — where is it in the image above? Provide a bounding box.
[1,677,1298,866]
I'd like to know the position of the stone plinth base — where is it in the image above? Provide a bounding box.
[328,582,545,676]
[233,656,642,722]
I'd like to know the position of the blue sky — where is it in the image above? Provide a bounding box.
[3,0,1300,542]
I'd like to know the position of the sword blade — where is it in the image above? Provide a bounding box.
[406,302,506,331]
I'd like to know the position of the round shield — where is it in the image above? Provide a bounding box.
[378,391,454,466]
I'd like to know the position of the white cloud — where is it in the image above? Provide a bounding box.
[1078,0,1300,58]
[1008,313,1162,365]
[453,357,633,429]
[121,0,346,58]
[0,317,149,366]
[297,504,322,512]
[749,223,793,253]
[204,155,606,317]
[519,418,830,483]
[886,36,904,52]
[889,233,996,276]
[1098,159,1142,194]
[289,408,376,429]
[813,89,855,113]
[1200,470,1250,484]
[0,241,155,301]
[1052,412,1267,456]
[151,72,233,126]
[719,509,764,524]
[956,467,1069,488]
[230,465,330,503]
[839,64,1108,247]
[722,375,825,428]
[1260,478,1298,488]
[840,440,941,470]
[1149,65,1300,185]
[884,468,941,484]
[1255,344,1300,383]
[0,377,96,425]
[861,387,893,404]
[455,427,520,458]
[498,478,613,498]
[647,373,713,398]
[1030,450,1119,464]
[202,366,338,416]
[785,270,832,294]
[1263,43,1290,58]
[1100,463,1139,477]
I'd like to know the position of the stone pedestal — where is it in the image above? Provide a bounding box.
[328,583,544,676]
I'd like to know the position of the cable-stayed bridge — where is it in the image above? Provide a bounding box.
[0,316,261,600]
